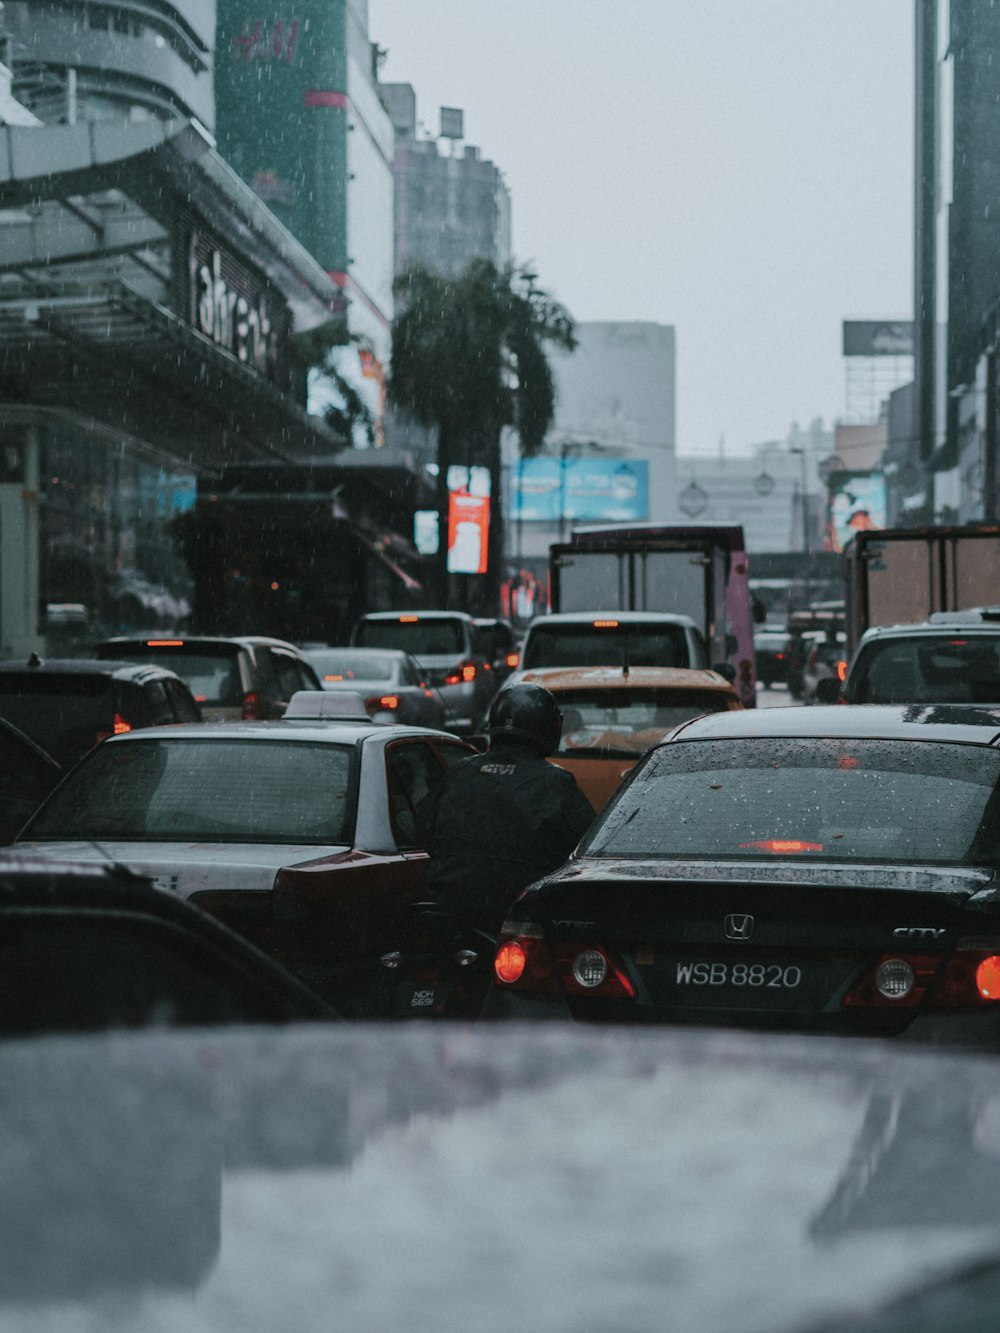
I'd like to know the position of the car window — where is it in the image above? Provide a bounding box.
[556,688,734,755]
[433,741,472,770]
[252,648,281,695]
[852,635,1000,705]
[0,675,112,766]
[26,739,358,846]
[267,652,306,702]
[165,678,201,723]
[309,651,398,684]
[402,656,423,686]
[140,680,174,727]
[584,738,1000,866]
[355,618,467,656]
[98,645,245,708]
[522,624,690,669]
[386,741,446,846]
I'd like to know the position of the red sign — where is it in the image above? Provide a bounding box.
[447,491,490,575]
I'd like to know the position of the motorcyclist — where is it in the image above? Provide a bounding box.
[416,681,595,935]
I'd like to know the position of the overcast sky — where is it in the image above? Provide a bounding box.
[370,0,914,456]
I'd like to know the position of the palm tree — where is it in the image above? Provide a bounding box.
[390,258,575,609]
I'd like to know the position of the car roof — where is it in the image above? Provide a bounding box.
[0,657,186,683]
[859,621,1000,642]
[93,719,460,745]
[526,611,698,628]
[665,703,1000,746]
[520,666,737,692]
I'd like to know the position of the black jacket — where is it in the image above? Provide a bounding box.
[416,740,595,925]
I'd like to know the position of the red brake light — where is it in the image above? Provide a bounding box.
[976,956,1000,999]
[495,941,527,984]
[836,659,848,682]
[737,840,824,854]
[113,713,132,735]
[506,652,520,668]
[928,942,1000,1006]
[146,639,184,647]
[399,615,419,623]
[776,652,785,660]
[593,619,619,629]
[241,690,262,720]
[494,931,635,999]
[324,673,345,682]
[379,695,399,709]
[445,661,477,686]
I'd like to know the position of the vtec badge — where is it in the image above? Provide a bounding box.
[724,913,754,941]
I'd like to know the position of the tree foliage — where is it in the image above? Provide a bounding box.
[390,259,574,606]
[390,259,575,458]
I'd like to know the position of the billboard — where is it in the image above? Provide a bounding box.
[447,491,490,574]
[511,457,649,522]
[827,470,887,553]
[842,321,914,357]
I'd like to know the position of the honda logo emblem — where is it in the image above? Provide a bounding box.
[724,913,754,941]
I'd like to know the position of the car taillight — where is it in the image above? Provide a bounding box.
[113,712,132,735]
[842,940,1000,1009]
[493,927,635,999]
[776,652,785,661]
[842,953,941,1008]
[242,690,262,720]
[927,940,1000,1007]
[836,659,848,682]
[445,662,477,685]
[365,694,399,713]
[506,652,520,668]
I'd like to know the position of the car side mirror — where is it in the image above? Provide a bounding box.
[814,677,842,705]
[712,661,737,682]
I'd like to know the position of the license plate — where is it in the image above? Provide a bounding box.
[652,955,842,1012]
[395,981,449,1016]
[674,960,803,990]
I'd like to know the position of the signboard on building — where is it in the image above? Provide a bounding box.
[447,490,490,574]
[842,321,914,357]
[185,229,290,386]
[511,457,649,522]
[827,470,887,553]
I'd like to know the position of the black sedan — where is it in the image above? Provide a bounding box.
[488,705,1000,1048]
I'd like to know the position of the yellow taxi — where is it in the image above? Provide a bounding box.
[520,666,743,811]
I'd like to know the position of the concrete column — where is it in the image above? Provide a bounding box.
[0,425,43,658]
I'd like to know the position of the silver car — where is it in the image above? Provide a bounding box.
[304,646,446,728]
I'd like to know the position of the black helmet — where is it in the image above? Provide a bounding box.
[487,682,563,755]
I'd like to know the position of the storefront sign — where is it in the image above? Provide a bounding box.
[187,231,286,382]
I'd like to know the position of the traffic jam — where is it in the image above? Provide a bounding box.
[7,523,1000,1042]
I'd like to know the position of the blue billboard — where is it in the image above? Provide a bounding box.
[511,457,649,522]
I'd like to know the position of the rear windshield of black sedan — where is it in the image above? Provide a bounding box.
[24,739,357,845]
[584,738,1000,865]
[523,624,690,670]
